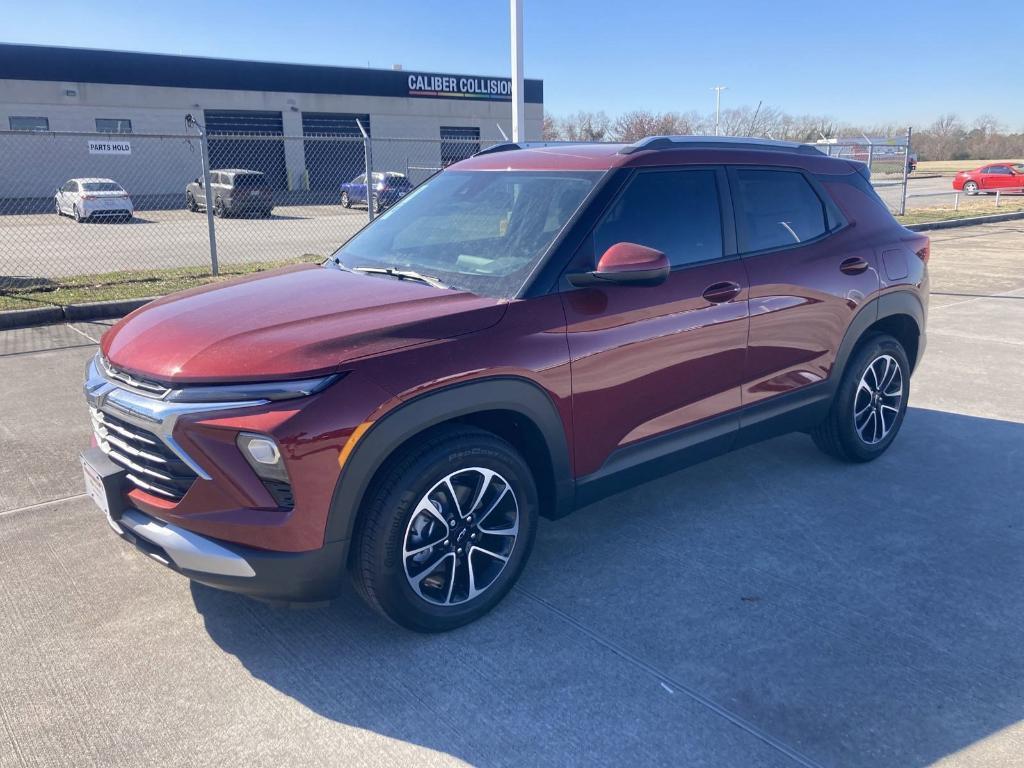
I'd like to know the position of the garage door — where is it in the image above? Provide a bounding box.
[302,113,369,193]
[204,110,287,190]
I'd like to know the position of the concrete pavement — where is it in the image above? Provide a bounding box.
[0,221,1022,767]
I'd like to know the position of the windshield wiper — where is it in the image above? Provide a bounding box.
[353,266,449,290]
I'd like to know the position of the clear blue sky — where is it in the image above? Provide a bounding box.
[4,0,1022,129]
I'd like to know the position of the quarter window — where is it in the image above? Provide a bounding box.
[733,168,828,252]
[9,116,49,131]
[95,118,132,133]
[594,169,723,267]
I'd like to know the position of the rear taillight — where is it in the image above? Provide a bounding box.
[81,195,95,201]
[915,239,930,263]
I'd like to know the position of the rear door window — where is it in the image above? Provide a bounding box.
[593,169,724,268]
[732,168,829,252]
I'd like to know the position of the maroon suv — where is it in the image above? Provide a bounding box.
[82,137,929,632]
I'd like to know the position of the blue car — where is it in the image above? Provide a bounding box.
[340,172,414,213]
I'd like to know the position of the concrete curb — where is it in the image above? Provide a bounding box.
[906,210,1024,232]
[0,297,155,330]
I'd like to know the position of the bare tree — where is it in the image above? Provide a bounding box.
[560,111,613,142]
[542,112,561,141]
[542,106,1023,160]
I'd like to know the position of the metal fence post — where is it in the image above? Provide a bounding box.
[197,127,219,276]
[357,119,374,223]
[898,126,912,217]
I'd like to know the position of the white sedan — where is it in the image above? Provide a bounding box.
[55,178,134,222]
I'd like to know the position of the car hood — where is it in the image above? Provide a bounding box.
[101,264,507,383]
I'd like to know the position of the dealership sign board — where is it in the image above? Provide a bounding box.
[88,140,131,155]
[407,73,513,101]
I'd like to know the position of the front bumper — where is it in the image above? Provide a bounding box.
[109,505,349,602]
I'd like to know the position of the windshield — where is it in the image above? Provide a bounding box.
[82,182,122,192]
[332,170,600,298]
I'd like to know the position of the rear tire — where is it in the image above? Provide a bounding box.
[213,197,226,217]
[352,426,538,632]
[73,205,83,223]
[811,334,910,462]
[340,191,351,208]
[186,192,197,212]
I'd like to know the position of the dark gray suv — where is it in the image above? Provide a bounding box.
[186,169,273,218]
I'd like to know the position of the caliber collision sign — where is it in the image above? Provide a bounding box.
[88,140,131,155]
[406,73,513,101]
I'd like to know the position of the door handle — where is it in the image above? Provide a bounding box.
[702,281,741,304]
[839,257,870,275]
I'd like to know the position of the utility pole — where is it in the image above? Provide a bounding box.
[510,0,525,142]
[712,85,727,136]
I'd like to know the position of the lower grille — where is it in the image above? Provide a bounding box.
[91,408,197,501]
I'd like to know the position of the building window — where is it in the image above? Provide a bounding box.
[440,126,480,167]
[9,116,49,131]
[96,118,133,134]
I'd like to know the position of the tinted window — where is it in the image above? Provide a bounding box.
[233,174,267,189]
[733,169,828,252]
[990,166,1012,175]
[594,169,723,267]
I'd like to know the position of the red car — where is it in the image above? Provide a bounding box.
[82,137,929,632]
[952,162,1024,194]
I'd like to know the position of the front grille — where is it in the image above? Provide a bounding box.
[91,409,197,501]
[97,357,171,398]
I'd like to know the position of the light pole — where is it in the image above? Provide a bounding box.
[510,0,524,142]
[712,85,727,136]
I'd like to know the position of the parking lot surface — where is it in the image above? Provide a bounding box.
[1,204,369,279]
[1,221,1022,767]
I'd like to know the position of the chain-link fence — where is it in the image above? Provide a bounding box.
[0,126,497,311]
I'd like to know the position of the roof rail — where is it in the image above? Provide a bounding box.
[618,135,823,156]
[473,141,588,157]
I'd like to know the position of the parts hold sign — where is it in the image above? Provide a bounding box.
[88,140,131,155]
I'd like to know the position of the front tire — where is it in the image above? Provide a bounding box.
[352,426,538,632]
[213,197,226,217]
[811,334,910,462]
[340,191,351,208]
[964,181,979,195]
[186,192,198,212]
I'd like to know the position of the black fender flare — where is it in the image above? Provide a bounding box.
[324,376,574,544]
[832,290,925,386]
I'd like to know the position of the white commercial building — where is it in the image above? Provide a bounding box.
[0,44,544,201]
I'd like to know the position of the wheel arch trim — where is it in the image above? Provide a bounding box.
[324,376,573,544]
[833,290,924,383]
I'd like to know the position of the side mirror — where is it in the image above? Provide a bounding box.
[568,242,670,288]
